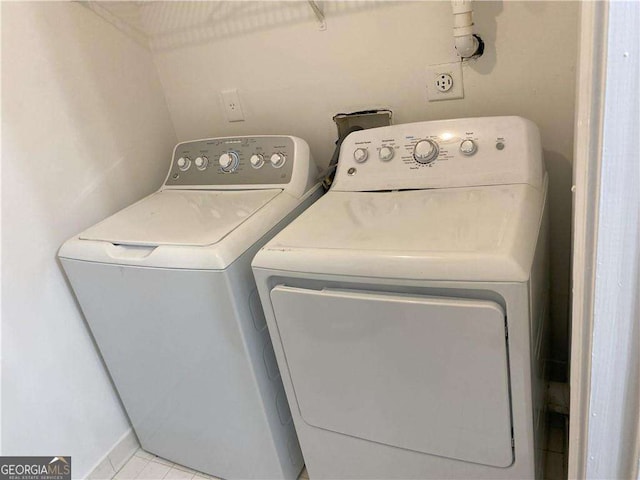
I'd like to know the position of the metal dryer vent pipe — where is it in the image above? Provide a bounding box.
[451,0,481,58]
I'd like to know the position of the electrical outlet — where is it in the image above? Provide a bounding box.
[426,62,464,101]
[435,73,454,92]
[221,88,245,122]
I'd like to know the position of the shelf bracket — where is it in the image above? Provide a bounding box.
[308,1,327,31]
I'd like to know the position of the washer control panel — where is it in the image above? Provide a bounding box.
[165,136,295,187]
[332,116,544,192]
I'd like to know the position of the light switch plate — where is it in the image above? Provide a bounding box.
[426,62,464,101]
[221,89,245,122]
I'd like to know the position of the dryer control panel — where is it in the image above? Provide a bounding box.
[332,116,544,192]
[162,135,318,198]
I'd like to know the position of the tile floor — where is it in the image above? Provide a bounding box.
[543,412,568,480]
[114,449,309,480]
[114,449,215,480]
[116,414,565,480]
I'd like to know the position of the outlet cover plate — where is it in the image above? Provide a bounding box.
[221,88,245,122]
[426,62,464,101]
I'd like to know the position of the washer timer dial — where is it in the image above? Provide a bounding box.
[218,152,239,172]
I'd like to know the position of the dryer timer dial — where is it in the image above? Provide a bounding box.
[413,139,439,164]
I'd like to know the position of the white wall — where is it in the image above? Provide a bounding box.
[1,3,176,477]
[153,1,579,368]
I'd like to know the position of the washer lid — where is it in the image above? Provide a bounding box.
[254,182,546,282]
[80,189,281,247]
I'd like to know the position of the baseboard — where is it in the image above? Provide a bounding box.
[86,428,140,479]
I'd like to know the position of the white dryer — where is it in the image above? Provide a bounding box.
[252,117,549,479]
[59,136,322,479]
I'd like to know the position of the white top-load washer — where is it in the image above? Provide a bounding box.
[59,136,322,480]
[252,117,549,479]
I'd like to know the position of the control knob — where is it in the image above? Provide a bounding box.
[194,156,208,170]
[353,148,369,163]
[218,152,239,172]
[460,139,477,156]
[250,154,265,169]
[176,157,191,171]
[379,146,394,162]
[270,153,286,168]
[413,139,439,164]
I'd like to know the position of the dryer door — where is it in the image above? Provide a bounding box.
[270,286,514,468]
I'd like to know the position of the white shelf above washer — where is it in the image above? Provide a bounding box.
[81,1,390,51]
